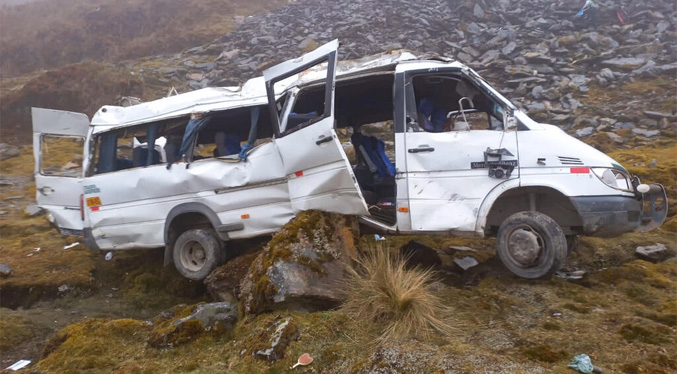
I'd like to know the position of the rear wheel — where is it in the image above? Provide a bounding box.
[173,229,224,280]
[496,211,567,279]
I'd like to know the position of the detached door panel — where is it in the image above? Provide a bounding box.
[32,108,90,235]
[264,40,368,215]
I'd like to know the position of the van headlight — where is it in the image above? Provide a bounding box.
[591,167,632,191]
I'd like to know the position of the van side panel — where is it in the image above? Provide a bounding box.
[85,142,292,250]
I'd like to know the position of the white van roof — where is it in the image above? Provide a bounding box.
[90,49,462,131]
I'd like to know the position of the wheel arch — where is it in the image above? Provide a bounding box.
[477,185,584,236]
[163,203,226,266]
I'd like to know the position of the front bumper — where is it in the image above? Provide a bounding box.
[571,184,668,237]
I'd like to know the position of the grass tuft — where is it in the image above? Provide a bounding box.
[341,245,456,343]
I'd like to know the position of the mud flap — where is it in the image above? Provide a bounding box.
[635,184,668,233]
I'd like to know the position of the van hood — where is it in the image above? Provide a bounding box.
[520,123,623,170]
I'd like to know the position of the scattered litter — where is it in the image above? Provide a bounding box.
[374,234,386,241]
[453,256,479,271]
[27,247,41,257]
[291,353,313,369]
[0,263,12,278]
[6,360,31,371]
[576,0,597,17]
[57,284,70,293]
[105,252,113,261]
[555,270,586,280]
[552,312,563,317]
[448,245,477,252]
[63,242,80,250]
[568,354,594,373]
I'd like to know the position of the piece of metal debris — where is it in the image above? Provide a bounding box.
[6,360,31,371]
[453,256,479,271]
[105,252,113,261]
[63,242,80,250]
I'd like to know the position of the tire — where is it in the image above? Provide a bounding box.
[173,229,224,281]
[496,211,567,279]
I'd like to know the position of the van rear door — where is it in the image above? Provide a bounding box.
[264,40,368,215]
[32,108,90,235]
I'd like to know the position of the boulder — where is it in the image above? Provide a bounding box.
[147,302,238,347]
[239,210,358,315]
[400,240,442,269]
[205,252,259,303]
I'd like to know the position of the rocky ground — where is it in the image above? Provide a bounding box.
[1,0,676,373]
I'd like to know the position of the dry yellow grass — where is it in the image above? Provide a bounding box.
[341,245,457,343]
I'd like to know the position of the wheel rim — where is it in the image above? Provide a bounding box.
[180,240,207,272]
[506,225,544,267]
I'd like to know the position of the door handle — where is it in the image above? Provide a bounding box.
[315,135,333,145]
[39,186,55,195]
[408,147,435,153]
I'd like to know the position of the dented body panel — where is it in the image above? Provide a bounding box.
[31,41,666,259]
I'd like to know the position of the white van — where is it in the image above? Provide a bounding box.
[32,40,667,280]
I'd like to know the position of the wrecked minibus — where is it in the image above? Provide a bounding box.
[32,40,667,280]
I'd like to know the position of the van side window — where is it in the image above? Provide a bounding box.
[188,104,274,162]
[89,121,180,175]
[408,74,505,132]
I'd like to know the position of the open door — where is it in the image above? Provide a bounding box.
[32,108,90,235]
[264,40,368,215]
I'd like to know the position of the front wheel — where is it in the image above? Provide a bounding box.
[496,211,567,279]
[173,229,224,280]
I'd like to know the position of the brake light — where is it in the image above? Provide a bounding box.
[79,194,85,221]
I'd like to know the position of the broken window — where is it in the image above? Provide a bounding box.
[408,74,504,132]
[40,135,84,177]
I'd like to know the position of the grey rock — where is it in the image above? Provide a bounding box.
[502,41,517,55]
[576,127,595,137]
[601,57,649,70]
[0,264,12,278]
[632,128,660,137]
[0,143,20,161]
[649,159,657,168]
[172,302,238,331]
[599,68,615,80]
[473,3,484,18]
[401,240,441,269]
[250,316,299,362]
[453,256,479,271]
[643,111,675,121]
[636,243,673,263]
[607,132,624,143]
[531,85,544,99]
[614,122,635,130]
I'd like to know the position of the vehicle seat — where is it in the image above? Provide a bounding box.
[418,98,447,132]
[351,132,395,188]
[214,131,242,157]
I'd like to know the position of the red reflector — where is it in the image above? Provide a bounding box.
[295,171,303,177]
[90,207,99,212]
[570,167,590,174]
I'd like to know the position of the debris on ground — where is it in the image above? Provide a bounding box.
[635,243,673,263]
[0,264,12,278]
[291,353,313,369]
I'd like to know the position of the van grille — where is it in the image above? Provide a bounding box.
[558,156,584,165]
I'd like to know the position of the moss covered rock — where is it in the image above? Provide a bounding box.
[239,210,358,315]
[205,251,260,303]
[147,302,237,348]
[240,315,299,362]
